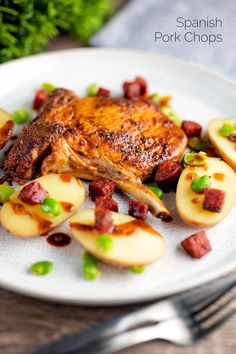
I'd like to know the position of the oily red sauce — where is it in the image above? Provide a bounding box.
[60,174,73,183]
[61,201,75,213]
[10,202,52,232]
[186,172,198,181]
[47,233,71,247]
[191,197,201,205]
[70,219,161,236]
[213,173,225,182]
[40,231,49,237]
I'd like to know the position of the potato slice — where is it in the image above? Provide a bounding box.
[0,108,14,150]
[208,118,236,171]
[70,209,165,268]
[0,174,85,237]
[176,157,236,228]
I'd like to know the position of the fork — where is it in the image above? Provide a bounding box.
[31,273,236,354]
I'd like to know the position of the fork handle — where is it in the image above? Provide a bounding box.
[67,322,170,354]
[29,301,177,354]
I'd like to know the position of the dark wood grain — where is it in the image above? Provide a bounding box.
[0,287,235,354]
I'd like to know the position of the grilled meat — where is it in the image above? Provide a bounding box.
[4,89,187,218]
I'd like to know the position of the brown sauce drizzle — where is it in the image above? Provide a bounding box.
[159,213,173,223]
[186,173,198,181]
[47,233,71,247]
[60,175,73,183]
[40,231,49,237]
[10,202,52,232]
[191,197,201,205]
[213,173,225,182]
[60,201,75,213]
[70,219,160,236]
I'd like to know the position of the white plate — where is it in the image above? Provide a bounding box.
[0,48,235,305]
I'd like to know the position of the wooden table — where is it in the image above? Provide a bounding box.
[0,286,235,354]
[1,35,235,354]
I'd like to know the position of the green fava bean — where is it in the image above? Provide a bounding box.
[148,186,164,200]
[191,175,211,193]
[0,184,15,203]
[184,152,207,166]
[87,83,99,97]
[29,261,53,276]
[219,123,235,137]
[40,198,62,216]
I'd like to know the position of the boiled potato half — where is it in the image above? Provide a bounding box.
[1,174,85,237]
[70,209,165,268]
[208,118,236,171]
[0,108,14,150]
[176,157,236,228]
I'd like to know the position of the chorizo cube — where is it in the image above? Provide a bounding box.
[123,76,148,99]
[33,89,48,110]
[181,231,211,259]
[135,76,148,95]
[201,147,218,157]
[89,178,116,201]
[19,182,48,205]
[95,196,118,212]
[128,200,148,221]
[155,160,182,189]
[95,205,114,233]
[182,120,202,138]
[203,188,225,213]
[97,87,110,97]
[123,81,141,99]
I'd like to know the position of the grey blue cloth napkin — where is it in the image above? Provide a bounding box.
[91,0,236,80]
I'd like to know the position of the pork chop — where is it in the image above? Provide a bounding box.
[4,89,187,218]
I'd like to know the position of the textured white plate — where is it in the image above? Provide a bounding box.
[0,48,235,305]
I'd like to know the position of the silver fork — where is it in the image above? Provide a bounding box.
[31,273,236,354]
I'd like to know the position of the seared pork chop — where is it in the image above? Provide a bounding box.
[4,89,187,218]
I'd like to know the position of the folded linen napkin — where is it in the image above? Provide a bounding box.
[91,0,236,79]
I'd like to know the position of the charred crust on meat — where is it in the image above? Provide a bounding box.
[4,91,187,186]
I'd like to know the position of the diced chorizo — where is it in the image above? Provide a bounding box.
[155,160,182,189]
[89,178,116,201]
[19,182,48,205]
[97,87,110,97]
[228,135,236,142]
[95,205,114,233]
[123,76,148,99]
[134,76,148,95]
[181,230,211,259]
[201,147,218,157]
[182,120,202,138]
[128,200,148,221]
[203,188,225,213]
[95,196,118,212]
[33,89,48,110]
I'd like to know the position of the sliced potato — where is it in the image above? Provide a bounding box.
[70,209,165,268]
[0,174,85,237]
[208,118,236,171]
[176,157,236,228]
[0,108,14,150]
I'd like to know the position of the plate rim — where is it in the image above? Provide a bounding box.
[0,47,236,305]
